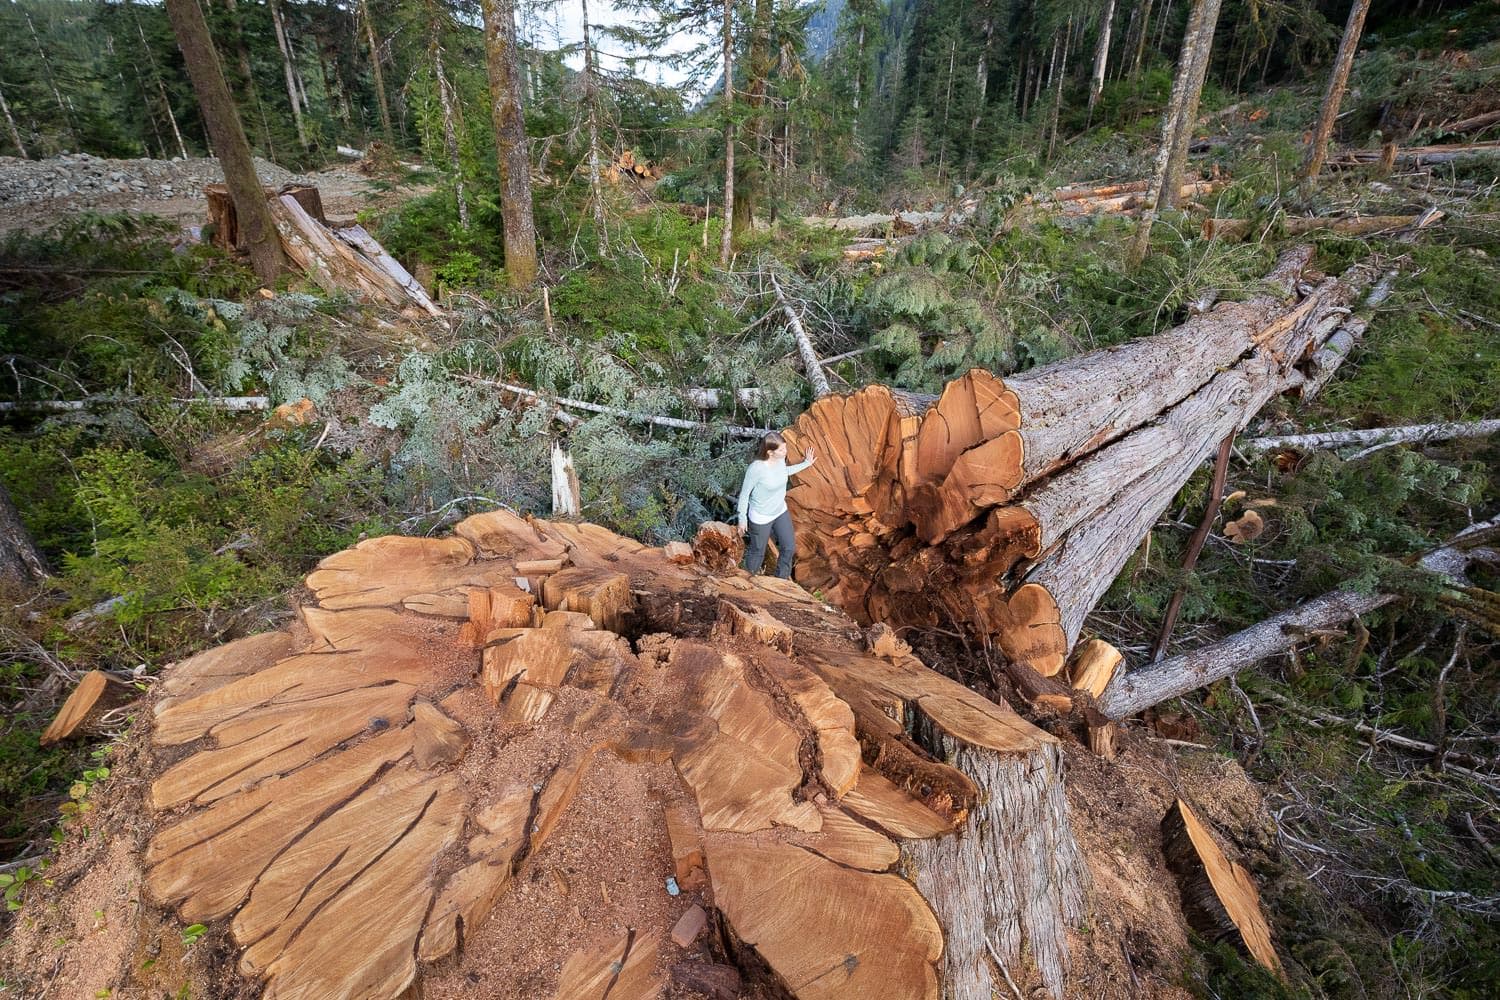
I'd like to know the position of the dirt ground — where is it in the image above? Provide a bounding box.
[0,154,429,236]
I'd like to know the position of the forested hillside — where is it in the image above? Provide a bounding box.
[1,1,1498,998]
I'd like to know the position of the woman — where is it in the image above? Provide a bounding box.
[736,431,816,579]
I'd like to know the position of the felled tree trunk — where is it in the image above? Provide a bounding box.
[139,509,1088,999]
[785,249,1375,676]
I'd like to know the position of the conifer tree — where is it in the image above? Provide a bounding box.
[163,0,287,283]
[480,0,539,288]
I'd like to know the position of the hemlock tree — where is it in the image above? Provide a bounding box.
[164,0,287,284]
[1125,0,1223,269]
[479,0,538,289]
[1300,0,1372,182]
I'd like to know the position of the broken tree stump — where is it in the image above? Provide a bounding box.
[133,508,1088,999]
[40,670,110,744]
[1162,799,1283,976]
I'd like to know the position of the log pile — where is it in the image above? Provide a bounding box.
[141,508,1089,999]
[783,248,1376,677]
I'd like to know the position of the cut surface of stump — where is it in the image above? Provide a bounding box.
[135,508,1081,1000]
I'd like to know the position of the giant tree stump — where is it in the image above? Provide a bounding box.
[143,509,1087,999]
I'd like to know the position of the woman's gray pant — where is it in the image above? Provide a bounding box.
[745,511,795,578]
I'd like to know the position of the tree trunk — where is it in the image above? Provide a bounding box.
[853,23,864,116]
[165,0,287,284]
[1088,0,1116,115]
[580,0,606,254]
[1098,516,1499,719]
[223,0,274,156]
[1047,21,1071,161]
[1300,0,1372,182]
[719,0,735,267]
[1161,0,1222,210]
[0,482,48,587]
[1127,0,1155,82]
[360,0,394,142]
[131,7,190,159]
[783,249,1376,675]
[269,0,310,149]
[432,45,470,229]
[770,274,831,398]
[1,79,29,158]
[734,0,773,236]
[1126,0,1222,267]
[1242,419,1500,456]
[480,0,539,290]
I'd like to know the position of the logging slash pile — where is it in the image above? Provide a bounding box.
[783,246,1377,686]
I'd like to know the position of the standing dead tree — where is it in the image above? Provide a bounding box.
[1300,0,1372,182]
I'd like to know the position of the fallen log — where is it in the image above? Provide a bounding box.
[1444,109,1500,134]
[0,395,270,414]
[134,509,1090,998]
[1201,213,1434,242]
[1328,140,1500,168]
[771,273,832,398]
[1098,516,1498,719]
[1241,419,1500,456]
[785,249,1376,673]
[1296,267,1399,403]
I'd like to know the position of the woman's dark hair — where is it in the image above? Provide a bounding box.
[756,431,786,460]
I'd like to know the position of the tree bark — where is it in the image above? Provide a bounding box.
[360,0,394,142]
[1127,0,1155,83]
[1126,0,1222,267]
[0,482,48,587]
[480,0,539,290]
[432,45,470,229]
[165,0,287,284]
[1099,517,1499,719]
[269,0,310,149]
[1242,419,1500,456]
[0,80,27,158]
[1300,0,1372,182]
[1161,0,1222,210]
[1088,0,1116,114]
[719,0,736,267]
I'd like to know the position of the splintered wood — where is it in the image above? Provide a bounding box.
[785,249,1377,678]
[1163,799,1283,977]
[141,507,1083,999]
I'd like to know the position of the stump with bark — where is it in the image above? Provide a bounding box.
[783,248,1375,677]
[142,508,1087,999]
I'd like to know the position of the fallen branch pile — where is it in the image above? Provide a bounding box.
[784,248,1376,677]
[1328,140,1500,168]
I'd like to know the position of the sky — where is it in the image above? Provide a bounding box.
[524,0,716,95]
